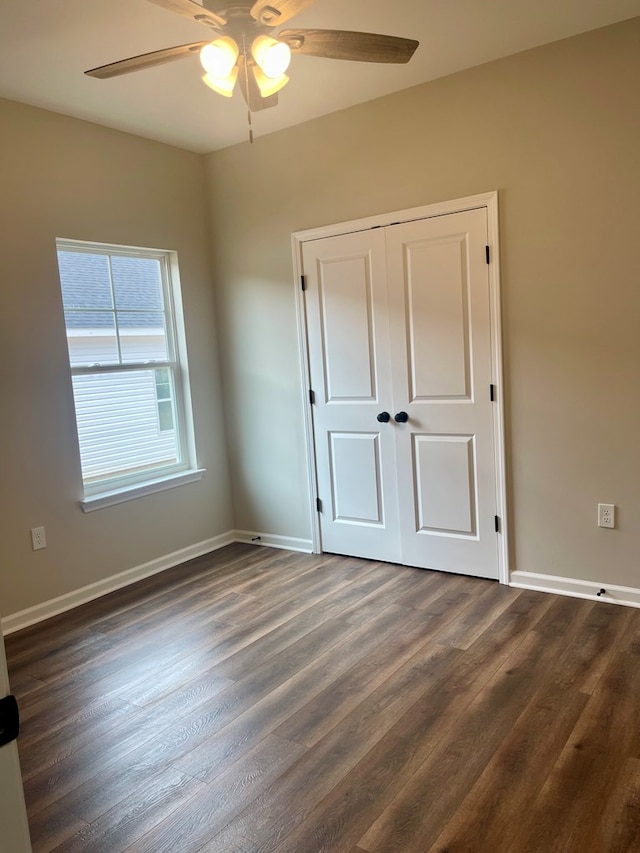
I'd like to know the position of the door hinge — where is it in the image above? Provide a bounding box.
[485,245,490,264]
[0,695,20,747]
[309,389,315,405]
[490,384,495,402]
[494,515,500,533]
[300,275,306,291]
[316,497,322,512]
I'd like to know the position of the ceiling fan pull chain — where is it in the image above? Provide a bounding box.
[241,33,254,144]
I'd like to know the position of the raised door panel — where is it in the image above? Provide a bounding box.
[319,255,376,402]
[412,434,477,537]
[329,432,383,524]
[405,235,471,401]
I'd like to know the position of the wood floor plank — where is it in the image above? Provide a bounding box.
[510,614,640,853]
[28,803,88,853]
[392,568,464,609]
[22,562,409,818]
[20,555,368,720]
[427,680,590,852]
[15,612,233,717]
[92,589,252,640]
[550,599,633,694]
[55,753,203,826]
[423,603,632,852]
[117,663,234,710]
[337,564,442,625]
[18,697,136,780]
[6,543,256,659]
[50,767,204,853]
[170,602,418,782]
[315,633,560,853]
[12,630,119,686]
[430,582,521,649]
[8,545,298,685]
[357,597,591,852]
[210,643,463,851]
[193,828,258,853]
[273,595,479,748]
[132,735,306,853]
[15,619,233,741]
[7,672,48,700]
[593,757,640,852]
[531,591,592,639]
[22,703,172,815]
[7,544,640,853]
[204,562,398,681]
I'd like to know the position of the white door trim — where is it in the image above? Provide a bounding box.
[292,191,509,584]
[0,593,33,851]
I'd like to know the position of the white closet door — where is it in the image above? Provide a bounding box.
[302,229,401,563]
[302,207,499,580]
[386,209,498,578]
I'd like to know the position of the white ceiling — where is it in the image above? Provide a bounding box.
[1,0,639,153]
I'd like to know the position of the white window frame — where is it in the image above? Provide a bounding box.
[154,366,175,433]
[56,238,204,511]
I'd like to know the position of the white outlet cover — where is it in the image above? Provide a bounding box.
[597,504,615,529]
[30,526,47,550]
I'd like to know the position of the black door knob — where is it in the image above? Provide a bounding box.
[394,411,409,423]
[377,411,391,423]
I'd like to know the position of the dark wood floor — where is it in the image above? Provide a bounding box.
[6,544,640,852]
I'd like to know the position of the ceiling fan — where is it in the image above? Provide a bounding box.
[85,0,419,113]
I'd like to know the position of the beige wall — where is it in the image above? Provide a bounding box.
[0,99,233,617]
[206,19,640,587]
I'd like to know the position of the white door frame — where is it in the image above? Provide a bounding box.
[0,599,32,852]
[292,191,509,584]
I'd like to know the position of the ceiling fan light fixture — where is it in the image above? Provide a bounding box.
[200,37,239,78]
[202,65,239,98]
[251,64,289,98]
[251,35,291,79]
[84,1,421,119]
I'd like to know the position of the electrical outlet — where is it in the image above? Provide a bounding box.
[597,504,615,529]
[30,526,47,550]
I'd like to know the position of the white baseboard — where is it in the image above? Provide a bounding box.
[1,531,236,635]
[2,529,315,636]
[510,570,640,609]
[234,529,314,553]
[6,539,638,636]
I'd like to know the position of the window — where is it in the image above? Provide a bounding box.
[56,239,203,509]
[154,367,175,432]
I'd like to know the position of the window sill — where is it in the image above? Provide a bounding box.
[80,469,206,513]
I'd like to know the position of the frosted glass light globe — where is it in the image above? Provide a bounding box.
[252,65,289,98]
[200,37,239,78]
[202,66,239,98]
[251,36,291,79]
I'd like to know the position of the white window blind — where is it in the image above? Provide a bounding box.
[56,240,199,501]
